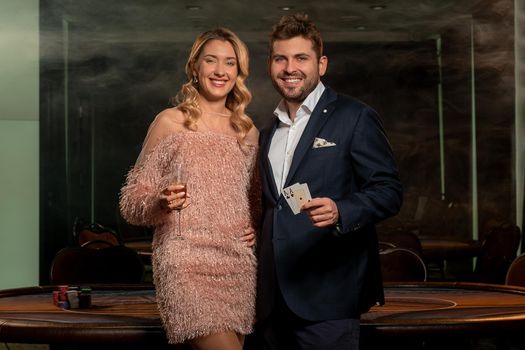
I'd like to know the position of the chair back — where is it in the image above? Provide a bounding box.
[50,245,145,285]
[506,253,525,287]
[380,247,427,282]
[475,223,521,284]
[378,241,396,252]
[377,229,423,256]
[73,217,122,248]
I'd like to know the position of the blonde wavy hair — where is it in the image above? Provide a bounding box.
[173,28,253,145]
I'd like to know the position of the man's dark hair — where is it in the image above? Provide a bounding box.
[269,13,324,59]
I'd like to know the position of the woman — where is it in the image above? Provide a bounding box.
[119,28,260,350]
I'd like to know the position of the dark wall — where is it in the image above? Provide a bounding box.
[39,2,515,283]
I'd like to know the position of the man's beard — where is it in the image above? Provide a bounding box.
[272,73,318,103]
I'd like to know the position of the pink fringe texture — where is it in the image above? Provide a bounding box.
[120,131,261,343]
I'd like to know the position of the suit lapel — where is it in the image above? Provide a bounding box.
[262,119,280,201]
[283,88,338,188]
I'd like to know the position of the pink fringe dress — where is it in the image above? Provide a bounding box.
[120,131,259,344]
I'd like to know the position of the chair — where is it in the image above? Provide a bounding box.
[115,207,153,257]
[73,217,122,249]
[378,241,396,252]
[115,208,154,283]
[50,245,145,285]
[379,247,427,282]
[506,253,525,287]
[377,229,423,256]
[474,223,521,284]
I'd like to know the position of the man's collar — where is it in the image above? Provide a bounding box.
[273,82,326,125]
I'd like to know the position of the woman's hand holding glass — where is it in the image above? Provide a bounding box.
[160,163,190,239]
[159,184,188,212]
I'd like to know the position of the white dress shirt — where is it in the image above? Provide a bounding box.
[268,82,326,194]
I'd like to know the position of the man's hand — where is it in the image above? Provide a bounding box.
[301,197,339,228]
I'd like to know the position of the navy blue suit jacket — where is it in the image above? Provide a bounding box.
[256,87,403,322]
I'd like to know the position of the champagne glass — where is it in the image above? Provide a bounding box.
[172,163,187,240]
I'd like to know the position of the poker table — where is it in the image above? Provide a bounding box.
[0,284,166,348]
[1,283,525,347]
[363,282,525,336]
[420,238,482,261]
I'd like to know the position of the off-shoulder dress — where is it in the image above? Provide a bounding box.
[120,131,259,344]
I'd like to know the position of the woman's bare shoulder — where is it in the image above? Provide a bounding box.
[140,108,187,151]
[153,107,186,132]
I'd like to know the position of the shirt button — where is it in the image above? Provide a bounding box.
[277,205,283,210]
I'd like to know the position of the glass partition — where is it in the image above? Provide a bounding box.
[39,0,518,282]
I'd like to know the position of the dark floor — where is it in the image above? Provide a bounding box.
[11,331,525,350]
[361,337,525,350]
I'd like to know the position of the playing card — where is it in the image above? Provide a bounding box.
[282,186,299,214]
[283,183,312,215]
[291,183,312,211]
[301,183,312,202]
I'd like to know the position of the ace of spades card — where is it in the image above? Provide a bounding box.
[283,183,312,214]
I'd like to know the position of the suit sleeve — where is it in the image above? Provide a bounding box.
[335,106,402,234]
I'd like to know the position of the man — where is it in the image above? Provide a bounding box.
[256,13,403,350]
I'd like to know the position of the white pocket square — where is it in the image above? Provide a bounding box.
[313,137,336,148]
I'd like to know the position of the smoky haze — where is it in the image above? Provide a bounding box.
[38,0,516,242]
[39,0,505,118]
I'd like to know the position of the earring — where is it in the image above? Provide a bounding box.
[192,75,198,84]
